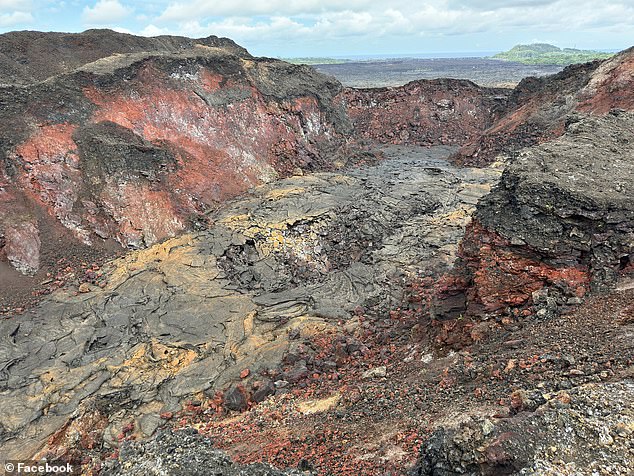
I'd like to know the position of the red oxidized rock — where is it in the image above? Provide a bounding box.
[3,221,41,275]
[455,47,634,166]
[458,221,590,316]
[343,79,508,147]
[0,43,349,277]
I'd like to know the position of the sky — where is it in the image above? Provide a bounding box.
[0,0,632,57]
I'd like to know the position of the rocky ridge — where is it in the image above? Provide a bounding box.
[0,30,509,314]
[0,29,249,84]
[410,74,634,476]
[433,112,634,324]
[343,79,508,146]
[454,47,634,165]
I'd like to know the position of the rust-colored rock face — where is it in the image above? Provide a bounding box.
[0,39,349,281]
[1,30,632,314]
[439,112,634,322]
[343,79,508,146]
[458,221,590,316]
[0,34,513,286]
[455,47,634,166]
[577,48,634,113]
[1,220,41,275]
[426,50,634,324]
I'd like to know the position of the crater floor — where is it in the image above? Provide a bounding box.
[0,145,501,460]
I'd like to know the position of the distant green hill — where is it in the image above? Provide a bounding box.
[493,43,613,65]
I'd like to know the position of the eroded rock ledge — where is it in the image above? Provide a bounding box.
[0,38,351,285]
[443,112,634,322]
[342,79,508,146]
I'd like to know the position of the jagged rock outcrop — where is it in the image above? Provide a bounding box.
[454,47,634,166]
[0,29,249,84]
[412,54,634,476]
[343,79,509,146]
[0,31,351,284]
[415,48,634,347]
[0,31,520,312]
[433,112,634,322]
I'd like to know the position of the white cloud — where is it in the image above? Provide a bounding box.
[0,0,31,27]
[151,0,634,39]
[0,0,30,11]
[159,0,374,22]
[0,9,31,26]
[133,0,634,54]
[111,25,133,34]
[447,0,558,10]
[140,23,171,36]
[82,0,132,25]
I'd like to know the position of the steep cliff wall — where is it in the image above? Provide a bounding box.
[0,37,350,284]
[437,112,634,322]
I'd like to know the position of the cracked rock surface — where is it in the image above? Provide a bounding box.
[476,111,634,290]
[0,145,500,459]
[0,30,350,308]
[443,112,634,323]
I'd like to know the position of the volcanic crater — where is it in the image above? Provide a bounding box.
[0,30,632,476]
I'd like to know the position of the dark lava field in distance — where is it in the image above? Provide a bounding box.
[314,57,564,88]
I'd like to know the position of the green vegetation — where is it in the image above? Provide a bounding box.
[280,57,351,65]
[493,43,613,65]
